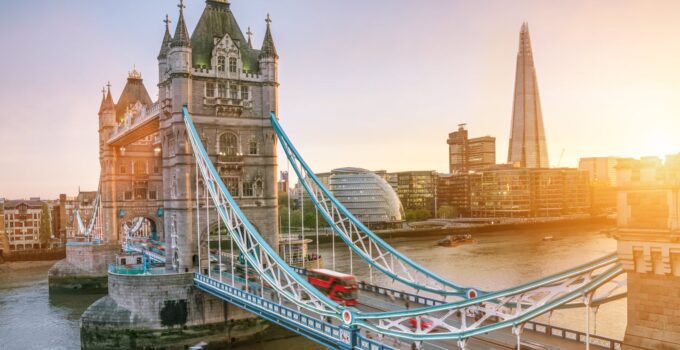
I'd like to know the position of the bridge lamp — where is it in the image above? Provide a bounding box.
[154,146,161,155]
[120,147,126,155]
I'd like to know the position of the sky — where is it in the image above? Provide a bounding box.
[2,0,680,199]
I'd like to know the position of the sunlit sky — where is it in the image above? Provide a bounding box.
[2,0,680,199]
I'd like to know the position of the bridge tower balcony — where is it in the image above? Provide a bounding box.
[203,97,253,116]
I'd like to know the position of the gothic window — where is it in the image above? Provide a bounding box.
[249,140,258,155]
[218,83,227,98]
[229,57,237,73]
[219,133,238,156]
[217,56,226,72]
[206,82,215,98]
[230,84,239,99]
[241,86,250,100]
[223,177,240,196]
[125,191,133,201]
[120,165,127,174]
[242,181,254,197]
[149,191,157,200]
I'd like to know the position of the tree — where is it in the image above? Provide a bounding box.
[39,203,52,246]
[437,205,456,219]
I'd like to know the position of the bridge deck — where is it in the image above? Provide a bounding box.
[358,290,619,350]
[195,269,620,350]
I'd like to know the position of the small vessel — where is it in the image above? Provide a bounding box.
[437,234,474,247]
[543,236,554,241]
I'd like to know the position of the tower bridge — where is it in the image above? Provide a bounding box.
[55,1,680,349]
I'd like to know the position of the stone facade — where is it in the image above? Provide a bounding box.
[96,0,280,272]
[617,232,680,349]
[48,243,119,292]
[81,272,261,349]
[615,155,680,349]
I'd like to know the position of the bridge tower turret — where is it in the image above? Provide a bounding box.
[162,0,196,272]
[259,14,279,117]
[98,84,118,242]
[157,14,173,102]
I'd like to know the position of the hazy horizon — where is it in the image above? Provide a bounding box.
[3,0,680,199]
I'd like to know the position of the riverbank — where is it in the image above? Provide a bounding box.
[1,248,66,262]
[0,260,57,272]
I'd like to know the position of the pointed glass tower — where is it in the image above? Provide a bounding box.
[507,23,549,168]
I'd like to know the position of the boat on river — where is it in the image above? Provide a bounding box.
[437,234,474,247]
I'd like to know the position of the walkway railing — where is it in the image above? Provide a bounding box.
[524,322,622,350]
[194,273,360,349]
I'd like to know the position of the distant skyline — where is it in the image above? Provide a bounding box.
[3,0,680,198]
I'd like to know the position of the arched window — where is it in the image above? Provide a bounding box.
[219,133,238,156]
[217,56,226,72]
[229,57,237,73]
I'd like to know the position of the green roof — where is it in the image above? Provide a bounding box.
[190,1,260,72]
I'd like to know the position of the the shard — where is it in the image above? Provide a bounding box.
[507,23,549,168]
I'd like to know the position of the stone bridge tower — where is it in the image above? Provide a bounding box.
[99,72,165,244]
[159,0,279,272]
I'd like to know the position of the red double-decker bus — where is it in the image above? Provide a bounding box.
[307,269,359,306]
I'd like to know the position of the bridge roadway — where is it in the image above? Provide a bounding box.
[199,268,616,350]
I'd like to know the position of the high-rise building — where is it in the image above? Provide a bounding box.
[437,173,471,217]
[391,171,438,217]
[579,157,621,214]
[447,124,495,173]
[507,23,549,168]
[440,167,590,218]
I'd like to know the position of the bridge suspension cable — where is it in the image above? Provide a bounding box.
[74,188,102,241]
[271,112,474,298]
[183,107,340,318]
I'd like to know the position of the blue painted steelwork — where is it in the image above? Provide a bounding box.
[183,107,340,318]
[194,274,358,350]
[271,113,470,297]
[181,108,628,345]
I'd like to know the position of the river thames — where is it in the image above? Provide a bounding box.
[0,224,623,349]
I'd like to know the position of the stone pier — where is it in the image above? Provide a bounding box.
[80,270,264,350]
[48,243,119,293]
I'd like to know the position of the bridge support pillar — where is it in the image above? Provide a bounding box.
[48,242,119,293]
[615,230,680,349]
[80,272,264,349]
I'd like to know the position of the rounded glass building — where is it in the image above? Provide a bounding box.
[328,168,404,229]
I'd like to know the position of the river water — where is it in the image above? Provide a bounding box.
[0,224,624,349]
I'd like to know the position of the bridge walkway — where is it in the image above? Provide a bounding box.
[198,267,619,350]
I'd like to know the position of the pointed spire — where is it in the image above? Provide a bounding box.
[158,15,173,59]
[171,0,191,48]
[507,22,549,168]
[260,14,278,59]
[247,27,254,49]
[99,82,115,114]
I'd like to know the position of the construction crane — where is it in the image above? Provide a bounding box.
[557,148,565,167]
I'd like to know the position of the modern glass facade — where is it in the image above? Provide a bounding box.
[328,168,404,228]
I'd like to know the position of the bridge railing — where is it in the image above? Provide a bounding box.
[524,321,622,350]
[356,334,396,350]
[194,274,347,345]
[110,101,161,140]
